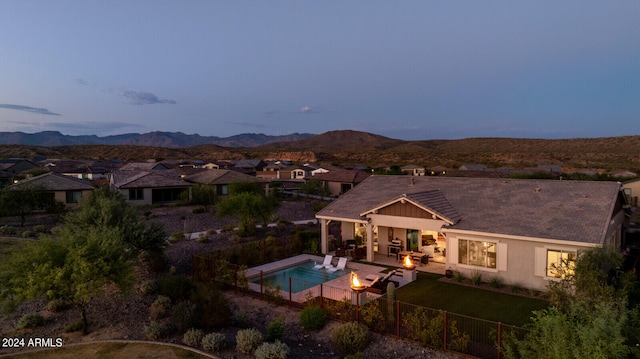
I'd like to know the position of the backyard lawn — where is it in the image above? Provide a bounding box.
[0,237,24,260]
[396,272,549,327]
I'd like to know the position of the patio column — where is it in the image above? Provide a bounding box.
[366,223,374,262]
[320,219,328,254]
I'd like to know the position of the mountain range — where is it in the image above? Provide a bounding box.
[0,131,315,148]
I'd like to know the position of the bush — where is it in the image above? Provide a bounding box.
[489,276,503,288]
[16,313,45,329]
[157,275,195,301]
[232,312,252,328]
[183,328,205,347]
[196,233,209,243]
[21,230,36,238]
[192,207,207,214]
[191,283,232,330]
[64,320,83,333]
[236,328,263,354]
[331,322,370,355]
[471,272,483,286]
[171,300,197,334]
[170,231,186,242]
[254,340,290,359]
[267,317,285,341]
[144,322,167,340]
[33,224,48,233]
[300,305,327,330]
[47,299,68,312]
[149,295,172,321]
[454,271,465,282]
[139,279,159,295]
[0,225,16,235]
[202,332,227,352]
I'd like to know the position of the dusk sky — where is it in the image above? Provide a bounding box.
[1,1,639,140]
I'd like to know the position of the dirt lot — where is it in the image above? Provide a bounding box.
[0,199,462,358]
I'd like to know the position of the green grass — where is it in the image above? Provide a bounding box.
[0,342,211,359]
[396,272,548,326]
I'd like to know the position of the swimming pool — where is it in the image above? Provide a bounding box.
[250,260,347,293]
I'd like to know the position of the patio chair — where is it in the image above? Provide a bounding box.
[366,270,399,295]
[313,255,333,269]
[327,257,348,273]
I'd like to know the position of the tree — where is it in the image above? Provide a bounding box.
[217,191,278,237]
[299,180,331,197]
[0,226,133,334]
[188,184,217,208]
[503,246,634,359]
[0,186,63,226]
[63,188,166,254]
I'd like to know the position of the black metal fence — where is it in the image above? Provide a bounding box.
[192,255,529,359]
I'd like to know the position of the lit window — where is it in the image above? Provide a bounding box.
[546,249,576,278]
[458,239,497,269]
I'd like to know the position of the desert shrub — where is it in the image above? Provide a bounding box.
[402,307,444,348]
[196,233,209,243]
[0,225,16,235]
[300,305,327,330]
[489,276,503,288]
[32,224,48,233]
[171,301,197,334]
[222,224,235,232]
[471,272,483,286]
[232,312,252,328]
[170,231,186,242]
[453,271,465,282]
[47,299,68,312]
[64,320,83,333]
[360,298,385,332]
[143,211,153,218]
[264,284,284,305]
[331,322,370,355]
[191,283,232,330]
[16,313,45,329]
[236,328,263,354]
[144,322,167,340]
[21,230,36,238]
[229,234,241,243]
[140,279,159,295]
[149,295,172,321]
[192,207,207,214]
[183,328,205,347]
[202,332,227,352]
[254,340,290,359]
[267,317,285,341]
[509,282,523,293]
[157,274,196,301]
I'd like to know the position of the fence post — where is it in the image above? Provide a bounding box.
[497,322,502,359]
[443,310,447,350]
[396,300,400,337]
[320,284,324,308]
[260,270,264,297]
[289,277,292,305]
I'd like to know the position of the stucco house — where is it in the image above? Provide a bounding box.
[316,176,627,291]
[308,169,371,197]
[9,172,95,207]
[110,169,191,205]
[183,169,268,196]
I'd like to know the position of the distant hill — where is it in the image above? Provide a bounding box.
[0,131,315,148]
[1,130,640,172]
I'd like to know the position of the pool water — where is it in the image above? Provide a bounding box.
[251,260,347,293]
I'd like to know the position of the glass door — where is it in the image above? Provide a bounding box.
[406,229,419,252]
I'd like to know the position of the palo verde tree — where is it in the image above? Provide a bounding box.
[216,181,278,236]
[0,188,166,334]
[502,245,638,359]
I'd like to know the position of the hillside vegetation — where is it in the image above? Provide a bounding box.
[1,130,640,171]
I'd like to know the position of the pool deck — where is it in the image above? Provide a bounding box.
[246,253,446,304]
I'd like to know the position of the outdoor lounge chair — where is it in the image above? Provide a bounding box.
[366,270,399,295]
[313,255,333,269]
[327,257,348,273]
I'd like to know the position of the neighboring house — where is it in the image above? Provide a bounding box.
[308,169,371,197]
[119,162,170,171]
[233,159,266,172]
[0,158,40,174]
[459,164,487,171]
[9,172,95,207]
[315,176,627,291]
[110,169,191,205]
[277,165,309,180]
[183,169,268,196]
[536,164,563,174]
[401,164,426,176]
[623,178,640,207]
[610,169,638,179]
[428,166,448,176]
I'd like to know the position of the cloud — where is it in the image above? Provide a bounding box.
[121,91,176,105]
[2,120,145,135]
[264,105,327,117]
[0,104,61,116]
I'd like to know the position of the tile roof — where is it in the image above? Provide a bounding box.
[183,169,259,184]
[316,176,622,244]
[311,169,371,183]
[10,172,94,191]
[112,170,188,189]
